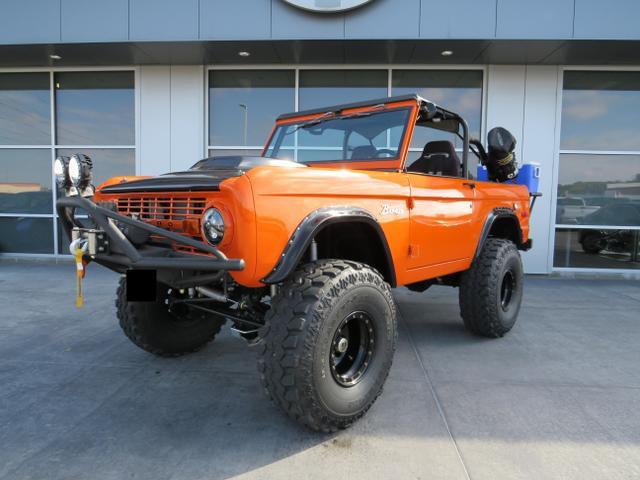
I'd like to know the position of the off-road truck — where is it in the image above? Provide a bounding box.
[56,94,536,432]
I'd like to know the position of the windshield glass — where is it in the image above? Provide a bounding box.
[263,107,411,163]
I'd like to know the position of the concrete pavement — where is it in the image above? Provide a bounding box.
[1,261,639,479]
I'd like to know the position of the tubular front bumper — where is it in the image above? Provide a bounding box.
[56,195,245,272]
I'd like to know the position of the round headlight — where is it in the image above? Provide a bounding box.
[68,153,93,188]
[201,208,225,245]
[54,156,71,189]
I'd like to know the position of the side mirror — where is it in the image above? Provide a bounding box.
[421,101,438,120]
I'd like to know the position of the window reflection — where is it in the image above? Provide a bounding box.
[298,70,387,111]
[0,217,53,254]
[0,73,51,145]
[556,154,640,225]
[392,70,483,148]
[209,70,294,147]
[561,71,640,151]
[207,149,264,161]
[55,71,135,146]
[0,149,51,214]
[554,228,640,269]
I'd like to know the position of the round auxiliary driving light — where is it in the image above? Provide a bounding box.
[54,155,71,189]
[201,208,225,245]
[68,153,93,189]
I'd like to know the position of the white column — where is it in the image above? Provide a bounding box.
[138,65,205,175]
[138,65,171,176]
[485,65,560,274]
[169,65,205,172]
[486,65,526,162]
[521,66,561,274]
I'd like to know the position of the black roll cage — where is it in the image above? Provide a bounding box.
[267,94,472,177]
[413,99,471,178]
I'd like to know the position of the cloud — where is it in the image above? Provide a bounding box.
[562,127,640,151]
[563,91,609,121]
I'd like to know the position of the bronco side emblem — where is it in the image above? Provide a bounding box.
[380,204,405,216]
[282,0,374,13]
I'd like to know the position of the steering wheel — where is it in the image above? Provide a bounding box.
[375,149,396,158]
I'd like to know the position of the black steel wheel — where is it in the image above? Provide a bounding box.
[258,260,397,432]
[500,269,516,311]
[330,311,375,387]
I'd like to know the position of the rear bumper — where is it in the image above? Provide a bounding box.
[56,195,245,273]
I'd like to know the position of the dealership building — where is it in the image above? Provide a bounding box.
[1,0,639,275]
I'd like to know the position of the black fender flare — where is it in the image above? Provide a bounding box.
[474,208,526,258]
[262,206,396,286]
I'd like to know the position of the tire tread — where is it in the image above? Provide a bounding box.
[116,278,224,357]
[257,260,397,432]
[459,238,522,338]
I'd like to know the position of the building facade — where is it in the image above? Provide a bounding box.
[1,0,640,275]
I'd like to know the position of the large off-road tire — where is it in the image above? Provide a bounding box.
[116,277,225,357]
[258,260,397,432]
[459,238,523,338]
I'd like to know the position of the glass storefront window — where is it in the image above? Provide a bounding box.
[0,217,54,254]
[556,71,640,271]
[209,70,294,147]
[554,228,640,269]
[556,153,640,225]
[0,149,52,214]
[0,73,50,145]
[208,149,263,159]
[298,70,387,111]
[0,69,136,255]
[561,71,640,151]
[55,71,135,146]
[207,69,485,166]
[392,70,483,149]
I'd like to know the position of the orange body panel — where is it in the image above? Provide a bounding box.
[245,166,411,286]
[95,174,260,286]
[94,98,531,289]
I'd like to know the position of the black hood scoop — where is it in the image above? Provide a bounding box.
[99,156,303,194]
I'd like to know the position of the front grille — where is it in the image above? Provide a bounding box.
[116,196,206,222]
[114,195,210,254]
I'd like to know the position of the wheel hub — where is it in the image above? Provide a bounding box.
[336,337,349,353]
[330,311,375,387]
[500,270,515,311]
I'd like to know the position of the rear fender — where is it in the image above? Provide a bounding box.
[475,208,526,258]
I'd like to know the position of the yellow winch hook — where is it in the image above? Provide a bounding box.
[75,247,85,308]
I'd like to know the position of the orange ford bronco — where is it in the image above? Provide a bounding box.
[56,94,537,432]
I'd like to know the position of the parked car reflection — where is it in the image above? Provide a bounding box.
[556,196,600,224]
[578,203,640,255]
[0,183,52,214]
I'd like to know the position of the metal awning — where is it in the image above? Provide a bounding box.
[2,39,640,67]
